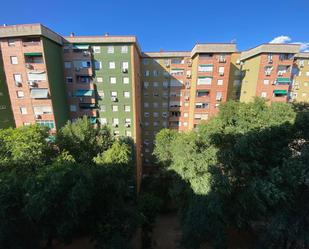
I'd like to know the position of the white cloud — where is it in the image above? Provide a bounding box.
[293,42,309,52]
[269,35,309,52]
[270,35,291,44]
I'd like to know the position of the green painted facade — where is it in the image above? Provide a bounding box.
[43,37,69,129]
[92,44,134,136]
[0,53,15,129]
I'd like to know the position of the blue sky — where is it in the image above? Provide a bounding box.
[1,0,309,52]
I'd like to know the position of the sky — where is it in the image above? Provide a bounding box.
[1,0,309,52]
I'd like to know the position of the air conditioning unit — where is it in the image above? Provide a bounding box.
[25,63,33,69]
[111,96,117,102]
[216,97,222,101]
[300,63,304,68]
[165,63,170,68]
[113,123,118,128]
[187,60,192,67]
[265,72,271,76]
[15,81,22,87]
[219,58,226,63]
[268,60,273,64]
[35,114,41,119]
[186,72,192,78]
[272,81,276,85]
[28,81,36,87]
[122,68,128,73]
[185,96,189,101]
[125,123,130,128]
[278,72,283,76]
[83,51,90,56]
[219,72,224,76]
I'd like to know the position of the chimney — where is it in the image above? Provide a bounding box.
[104,33,109,37]
[70,32,75,37]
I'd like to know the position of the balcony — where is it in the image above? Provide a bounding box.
[22,38,41,46]
[24,53,44,64]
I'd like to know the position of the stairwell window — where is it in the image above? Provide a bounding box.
[121,46,128,53]
[110,77,117,84]
[109,62,115,69]
[93,46,101,53]
[107,46,114,54]
[20,106,27,115]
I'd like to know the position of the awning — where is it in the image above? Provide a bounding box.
[28,70,45,74]
[90,117,97,124]
[276,78,291,84]
[74,90,94,97]
[73,44,89,50]
[30,89,49,99]
[274,90,288,95]
[24,52,42,56]
[198,76,213,78]
[79,103,97,109]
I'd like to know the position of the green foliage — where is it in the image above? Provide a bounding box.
[94,140,132,166]
[0,125,54,167]
[56,116,114,163]
[154,99,309,249]
[0,117,138,248]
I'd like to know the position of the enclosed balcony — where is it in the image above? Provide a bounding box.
[24,52,44,64]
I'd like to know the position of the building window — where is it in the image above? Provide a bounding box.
[122,62,129,70]
[107,46,114,53]
[153,102,159,108]
[64,61,72,69]
[153,121,159,127]
[66,77,73,83]
[13,74,22,84]
[184,112,189,118]
[234,69,241,76]
[216,92,222,101]
[20,106,27,115]
[217,79,223,85]
[124,105,131,112]
[100,118,107,125]
[153,82,159,88]
[110,77,117,84]
[261,92,267,98]
[263,79,269,85]
[111,91,117,97]
[36,120,55,129]
[16,91,24,98]
[124,91,130,98]
[145,70,150,77]
[163,81,169,88]
[10,56,18,65]
[70,105,77,112]
[144,112,150,117]
[123,77,129,84]
[33,106,52,115]
[121,46,128,53]
[197,77,211,85]
[233,80,241,86]
[8,39,15,46]
[153,112,159,118]
[144,102,149,108]
[109,61,116,69]
[97,77,103,83]
[198,64,213,72]
[112,118,119,126]
[143,82,149,88]
[153,70,159,76]
[218,67,225,76]
[125,131,132,137]
[112,105,118,112]
[100,105,106,112]
[143,59,149,65]
[93,46,101,53]
[195,103,208,109]
[95,61,102,70]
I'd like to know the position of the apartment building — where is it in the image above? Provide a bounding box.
[292,53,309,102]
[0,23,307,177]
[0,24,68,131]
[239,44,300,103]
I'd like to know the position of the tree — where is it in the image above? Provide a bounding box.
[56,117,114,163]
[0,125,54,168]
[154,99,309,249]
